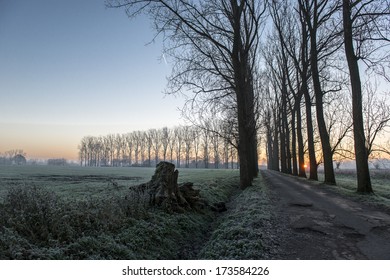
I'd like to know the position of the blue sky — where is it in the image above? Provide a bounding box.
[0,0,184,160]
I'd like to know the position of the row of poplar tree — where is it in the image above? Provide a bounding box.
[78,125,241,169]
[103,0,389,192]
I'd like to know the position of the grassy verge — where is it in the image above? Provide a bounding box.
[0,167,240,259]
[271,168,390,211]
[198,175,273,259]
[317,169,390,211]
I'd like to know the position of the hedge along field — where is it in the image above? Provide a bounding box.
[0,165,241,259]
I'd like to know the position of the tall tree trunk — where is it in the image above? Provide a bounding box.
[280,112,288,173]
[310,24,336,185]
[236,80,257,187]
[232,2,258,188]
[236,91,252,187]
[296,96,307,177]
[300,10,317,180]
[247,84,259,178]
[280,79,289,173]
[303,82,318,180]
[291,107,298,176]
[285,114,292,174]
[342,0,372,193]
[272,112,280,171]
[267,127,274,170]
[266,110,274,170]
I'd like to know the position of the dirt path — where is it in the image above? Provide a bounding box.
[261,170,390,259]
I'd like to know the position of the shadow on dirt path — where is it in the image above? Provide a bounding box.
[261,170,390,259]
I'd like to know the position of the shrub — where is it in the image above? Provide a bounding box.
[1,186,63,244]
[0,227,32,259]
[2,185,151,235]
[65,235,132,260]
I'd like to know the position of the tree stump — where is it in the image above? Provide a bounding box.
[132,161,203,213]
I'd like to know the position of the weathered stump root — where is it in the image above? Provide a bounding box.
[131,161,205,213]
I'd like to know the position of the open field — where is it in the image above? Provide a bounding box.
[0,165,240,201]
[0,165,154,202]
[0,165,255,259]
[1,165,389,259]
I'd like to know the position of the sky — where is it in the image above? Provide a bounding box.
[0,0,185,161]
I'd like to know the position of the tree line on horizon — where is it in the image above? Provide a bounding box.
[0,149,72,166]
[0,150,27,166]
[106,0,390,193]
[78,124,242,169]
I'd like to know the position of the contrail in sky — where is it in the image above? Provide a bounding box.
[162,53,168,65]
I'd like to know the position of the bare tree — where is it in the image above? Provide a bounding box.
[282,1,308,178]
[153,129,162,165]
[146,130,153,167]
[132,131,142,166]
[325,90,354,162]
[262,31,292,174]
[140,131,147,166]
[78,123,246,170]
[192,126,201,168]
[114,134,123,166]
[7,149,26,159]
[105,134,115,166]
[210,121,222,169]
[262,71,280,172]
[342,0,390,192]
[300,14,318,181]
[167,128,176,163]
[120,133,128,166]
[103,136,111,166]
[174,126,183,168]
[182,126,194,168]
[95,137,103,167]
[378,140,390,157]
[125,132,134,166]
[87,136,95,166]
[106,0,267,188]
[298,0,342,184]
[78,138,88,166]
[202,121,211,169]
[160,127,170,162]
[363,80,390,159]
[270,0,315,178]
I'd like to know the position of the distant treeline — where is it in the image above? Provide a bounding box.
[0,149,73,166]
[78,125,241,169]
[47,158,68,166]
[0,150,27,165]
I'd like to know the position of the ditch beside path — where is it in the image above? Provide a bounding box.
[261,170,390,259]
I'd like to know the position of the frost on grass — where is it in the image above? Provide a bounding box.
[0,168,239,260]
[0,185,151,259]
[199,179,273,259]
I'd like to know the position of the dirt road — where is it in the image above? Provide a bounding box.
[261,170,390,259]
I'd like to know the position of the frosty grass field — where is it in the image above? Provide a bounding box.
[0,165,259,259]
[0,165,389,260]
